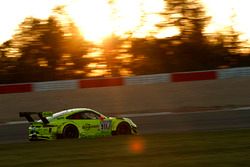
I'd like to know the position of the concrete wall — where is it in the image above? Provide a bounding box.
[1,76,250,122]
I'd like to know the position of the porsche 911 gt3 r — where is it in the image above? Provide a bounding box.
[19,108,137,141]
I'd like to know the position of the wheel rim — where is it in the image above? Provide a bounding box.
[64,125,79,138]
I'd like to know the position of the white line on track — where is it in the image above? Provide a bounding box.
[231,106,250,111]
[1,107,250,125]
[4,121,28,125]
[120,112,172,118]
[120,107,250,118]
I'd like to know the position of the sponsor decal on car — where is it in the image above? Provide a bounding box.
[82,124,100,130]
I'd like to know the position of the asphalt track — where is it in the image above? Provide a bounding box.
[1,109,250,144]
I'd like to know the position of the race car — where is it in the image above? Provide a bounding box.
[19,108,137,141]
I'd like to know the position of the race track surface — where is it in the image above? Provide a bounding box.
[1,109,250,144]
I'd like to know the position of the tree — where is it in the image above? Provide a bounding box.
[155,0,230,71]
[0,40,19,83]
[51,6,91,78]
[129,37,178,74]
[9,17,65,82]
[162,0,210,42]
[5,6,90,83]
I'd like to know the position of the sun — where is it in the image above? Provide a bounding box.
[65,0,166,43]
[65,0,113,43]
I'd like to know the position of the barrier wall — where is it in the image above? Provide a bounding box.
[171,71,217,82]
[33,80,78,92]
[1,67,250,94]
[218,67,250,79]
[125,73,170,85]
[0,84,32,94]
[79,77,123,88]
[1,67,250,122]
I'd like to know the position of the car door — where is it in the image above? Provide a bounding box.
[81,111,101,137]
[67,111,101,137]
[81,111,112,136]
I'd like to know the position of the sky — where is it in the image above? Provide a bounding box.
[1,0,250,45]
[203,0,250,42]
[0,0,69,44]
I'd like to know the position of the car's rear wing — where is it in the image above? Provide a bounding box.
[19,112,53,124]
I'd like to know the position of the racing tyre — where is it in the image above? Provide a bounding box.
[62,124,79,139]
[116,122,131,135]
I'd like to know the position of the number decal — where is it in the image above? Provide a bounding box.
[100,120,111,130]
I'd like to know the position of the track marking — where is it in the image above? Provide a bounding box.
[120,107,250,118]
[231,107,250,111]
[5,121,28,125]
[120,112,172,118]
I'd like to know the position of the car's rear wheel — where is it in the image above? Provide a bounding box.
[115,122,131,135]
[62,124,79,139]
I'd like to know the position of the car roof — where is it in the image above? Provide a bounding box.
[52,108,98,118]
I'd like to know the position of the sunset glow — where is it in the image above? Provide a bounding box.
[65,0,166,43]
[1,0,250,44]
[0,0,67,44]
[203,0,250,42]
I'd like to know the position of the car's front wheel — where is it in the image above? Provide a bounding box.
[115,122,131,135]
[62,124,79,139]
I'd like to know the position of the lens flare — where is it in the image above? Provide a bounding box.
[128,137,145,154]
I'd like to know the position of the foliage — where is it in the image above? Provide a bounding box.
[0,1,250,84]
[0,7,90,83]
[129,0,245,73]
[163,0,210,41]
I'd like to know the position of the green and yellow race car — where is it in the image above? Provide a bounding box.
[19,108,137,141]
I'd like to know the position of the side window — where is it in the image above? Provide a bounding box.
[67,113,82,120]
[84,111,100,120]
[66,111,100,120]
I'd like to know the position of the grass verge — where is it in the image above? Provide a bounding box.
[1,129,250,167]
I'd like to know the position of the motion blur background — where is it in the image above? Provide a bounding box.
[1,0,250,84]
